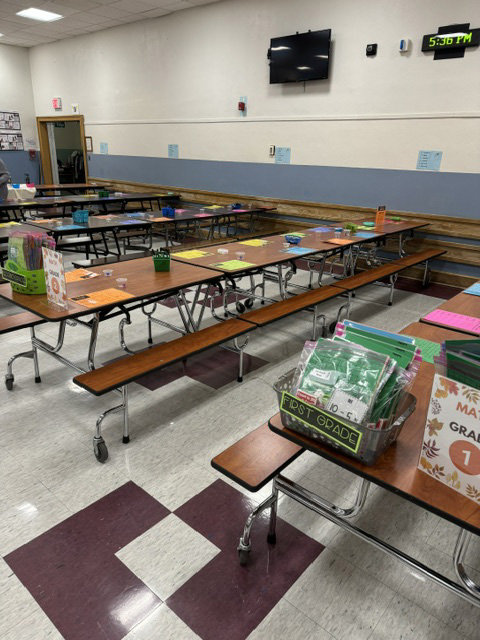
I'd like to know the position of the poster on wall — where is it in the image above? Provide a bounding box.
[0,133,24,151]
[0,111,21,131]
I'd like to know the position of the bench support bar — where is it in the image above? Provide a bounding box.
[240,473,480,608]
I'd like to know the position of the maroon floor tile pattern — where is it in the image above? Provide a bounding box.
[183,346,268,389]
[169,480,324,640]
[5,482,169,640]
[394,275,461,300]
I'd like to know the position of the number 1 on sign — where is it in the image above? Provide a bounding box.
[463,450,471,466]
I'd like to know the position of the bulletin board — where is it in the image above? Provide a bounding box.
[0,111,24,150]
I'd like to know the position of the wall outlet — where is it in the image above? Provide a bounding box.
[71,103,79,114]
[269,145,276,156]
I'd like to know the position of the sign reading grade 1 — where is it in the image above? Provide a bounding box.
[280,391,363,454]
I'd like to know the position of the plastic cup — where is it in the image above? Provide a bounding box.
[103,269,113,277]
[235,251,245,260]
[217,248,229,255]
[116,277,127,289]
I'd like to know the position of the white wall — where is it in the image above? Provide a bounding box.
[0,44,37,146]
[28,0,480,173]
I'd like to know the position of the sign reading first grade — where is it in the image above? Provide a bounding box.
[281,392,363,454]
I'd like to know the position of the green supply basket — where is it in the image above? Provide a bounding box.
[153,249,170,272]
[98,190,110,198]
[2,259,47,294]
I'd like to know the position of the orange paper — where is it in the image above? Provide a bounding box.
[150,217,170,222]
[65,269,99,283]
[326,238,354,246]
[69,288,133,308]
[375,205,386,227]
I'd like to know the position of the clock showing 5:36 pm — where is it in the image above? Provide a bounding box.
[422,28,480,51]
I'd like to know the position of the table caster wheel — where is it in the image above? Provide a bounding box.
[5,375,14,391]
[245,299,254,309]
[93,439,109,463]
[236,302,246,313]
[329,322,337,334]
[238,549,250,566]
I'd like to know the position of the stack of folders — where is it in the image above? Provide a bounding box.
[434,340,480,390]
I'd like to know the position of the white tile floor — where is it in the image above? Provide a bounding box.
[0,247,479,639]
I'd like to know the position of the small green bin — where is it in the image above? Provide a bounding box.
[2,259,47,294]
[153,250,170,272]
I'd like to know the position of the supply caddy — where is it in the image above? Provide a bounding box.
[152,248,170,272]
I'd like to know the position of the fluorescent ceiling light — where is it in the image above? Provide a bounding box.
[16,7,63,22]
[271,46,290,51]
[0,34,3,37]
[297,66,311,70]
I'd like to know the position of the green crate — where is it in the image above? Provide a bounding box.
[153,250,170,272]
[98,190,110,198]
[2,259,46,294]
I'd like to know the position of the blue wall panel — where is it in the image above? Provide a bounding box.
[0,151,40,184]
[88,153,480,219]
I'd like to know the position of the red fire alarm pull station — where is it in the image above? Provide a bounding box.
[238,101,246,112]
[29,150,36,160]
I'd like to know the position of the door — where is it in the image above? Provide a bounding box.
[37,115,89,185]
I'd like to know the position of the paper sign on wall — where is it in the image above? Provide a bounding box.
[418,373,480,504]
[417,150,442,171]
[100,142,109,155]
[275,147,291,164]
[168,144,179,159]
[42,247,68,309]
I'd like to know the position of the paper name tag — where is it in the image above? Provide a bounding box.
[310,369,339,386]
[326,390,369,424]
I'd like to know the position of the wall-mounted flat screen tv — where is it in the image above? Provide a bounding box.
[269,29,331,84]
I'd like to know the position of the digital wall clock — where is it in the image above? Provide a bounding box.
[422,28,480,51]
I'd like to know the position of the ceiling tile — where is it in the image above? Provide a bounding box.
[135,7,171,17]
[108,0,157,13]
[89,4,130,18]
[36,1,81,15]
[160,1,194,10]
[75,11,113,23]
[54,0,102,9]
[0,19,24,33]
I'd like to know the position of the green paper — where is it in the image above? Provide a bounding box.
[281,232,307,237]
[411,337,441,364]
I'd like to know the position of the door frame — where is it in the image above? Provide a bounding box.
[36,115,89,184]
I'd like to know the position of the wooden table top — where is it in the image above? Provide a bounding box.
[0,192,178,210]
[269,321,480,535]
[0,259,220,321]
[171,232,337,274]
[0,223,34,240]
[421,291,480,336]
[35,184,103,192]
[25,216,153,235]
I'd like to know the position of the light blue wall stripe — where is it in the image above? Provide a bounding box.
[88,153,480,219]
[0,151,40,184]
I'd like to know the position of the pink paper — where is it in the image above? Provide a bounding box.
[424,309,480,333]
[194,213,211,218]
[232,209,248,213]
[175,209,187,213]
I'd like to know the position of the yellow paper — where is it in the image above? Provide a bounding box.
[173,250,211,259]
[69,288,133,308]
[210,260,256,271]
[238,239,269,247]
[65,269,99,283]
[0,222,20,228]
[205,205,222,210]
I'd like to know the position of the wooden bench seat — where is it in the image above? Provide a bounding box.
[0,311,44,335]
[332,249,446,292]
[211,422,304,491]
[73,317,254,396]
[240,285,342,328]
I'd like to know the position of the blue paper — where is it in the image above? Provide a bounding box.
[417,150,442,171]
[311,226,332,233]
[126,212,143,217]
[168,144,179,159]
[355,232,378,239]
[100,142,108,155]
[282,247,315,255]
[56,224,84,230]
[121,219,143,225]
[275,147,291,164]
[464,283,480,297]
